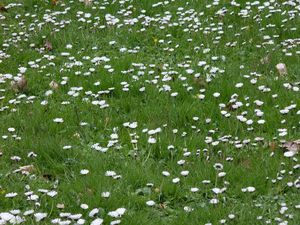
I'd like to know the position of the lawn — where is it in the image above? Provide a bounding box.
[0,0,299,224]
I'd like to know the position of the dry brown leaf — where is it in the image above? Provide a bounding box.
[11,76,27,92]
[14,165,35,174]
[56,203,65,209]
[260,55,270,64]
[86,188,94,195]
[18,76,28,91]
[84,0,92,6]
[43,174,54,181]
[193,77,207,88]
[0,5,8,12]
[239,159,251,169]
[154,187,160,193]
[44,40,53,51]
[226,102,237,111]
[104,117,110,128]
[49,80,59,90]
[51,0,58,6]
[159,203,166,209]
[269,141,277,152]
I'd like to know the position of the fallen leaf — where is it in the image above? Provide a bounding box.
[226,102,237,111]
[44,40,53,51]
[43,174,54,181]
[269,141,277,152]
[56,203,65,209]
[49,80,59,90]
[193,77,207,88]
[13,165,35,174]
[159,203,166,209]
[154,187,160,193]
[84,0,92,6]
[51,0,58,6]
[0,5,8,12]
[239,159,251,169]
[86,188,94,195]
[260,55,270,64]
[11,76,27,92]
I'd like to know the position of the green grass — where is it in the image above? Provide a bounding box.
[0,0,299,224]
